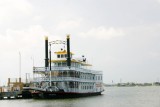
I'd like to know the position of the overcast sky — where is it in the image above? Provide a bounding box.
[0,0,160,84]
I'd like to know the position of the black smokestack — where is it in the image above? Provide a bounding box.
[45,36,49,68]
[67,35,71,67]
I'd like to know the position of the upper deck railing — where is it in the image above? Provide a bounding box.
[33,77,102,83]
[33,66,102,74]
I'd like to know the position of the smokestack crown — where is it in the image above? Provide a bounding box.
[45,36,48,40]
[67,35,70,39]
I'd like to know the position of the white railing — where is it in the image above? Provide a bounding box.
[33,77,101,83]
[66,88,95,93]
[67,88,80,93]
[33,67,48,72]
[33,66,102,74]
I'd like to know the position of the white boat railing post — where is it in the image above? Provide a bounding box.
[50,70,51,87]
[49,43,52,87]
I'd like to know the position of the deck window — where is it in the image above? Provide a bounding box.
[58,63,61,66]
[62,62,66,66]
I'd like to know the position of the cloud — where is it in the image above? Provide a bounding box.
[32,16,44,22]
[57,19,82,30]
[0,0,32,23]
[0,25,53,82]
[148,52,160,59]
[0,25,51,53]
[0,25,65,57]
[79,26,125,40]
[157,0,160,3]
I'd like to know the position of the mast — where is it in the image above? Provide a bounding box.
[19,52,21,79]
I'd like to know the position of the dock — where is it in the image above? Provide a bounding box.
[0,91,22,99]
[0,77,32,100]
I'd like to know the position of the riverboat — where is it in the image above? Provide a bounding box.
[31,35,104,98]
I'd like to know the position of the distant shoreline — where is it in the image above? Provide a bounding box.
[103,82,160,87]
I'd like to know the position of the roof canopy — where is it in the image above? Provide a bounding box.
[54,50,74,55]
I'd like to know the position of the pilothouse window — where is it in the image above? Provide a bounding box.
[65,54,67,58]
[57,55,60,58]
[61,54,64,58]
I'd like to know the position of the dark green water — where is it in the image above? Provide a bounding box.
[0,87,160,107]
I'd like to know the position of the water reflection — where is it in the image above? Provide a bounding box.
[0,87,160,107]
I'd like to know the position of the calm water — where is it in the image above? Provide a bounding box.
[0,86,160,107]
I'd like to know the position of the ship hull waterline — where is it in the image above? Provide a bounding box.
[32,91,102,99]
